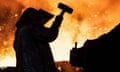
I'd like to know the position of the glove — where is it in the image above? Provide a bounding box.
[52,15,63,28]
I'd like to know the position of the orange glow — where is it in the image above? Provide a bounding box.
[0,0,120,67]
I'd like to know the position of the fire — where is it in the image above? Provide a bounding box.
[0,47,16,68]
[1,0,120,67]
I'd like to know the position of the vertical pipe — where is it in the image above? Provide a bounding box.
[75,42,77,48]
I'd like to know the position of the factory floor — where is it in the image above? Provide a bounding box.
[0,61,84,72]
[56,61,84,72]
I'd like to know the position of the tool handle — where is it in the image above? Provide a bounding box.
[60,10,65,16]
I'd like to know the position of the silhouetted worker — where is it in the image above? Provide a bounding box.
[13,7,63,72]
[14,8,39,72]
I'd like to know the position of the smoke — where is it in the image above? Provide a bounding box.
[0,0,23,47]
[0,0,23,66]
[17,0,54,12]
[60,0,120,40]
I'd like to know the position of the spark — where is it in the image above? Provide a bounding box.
[0,26,2,31]
[14,13,18,17]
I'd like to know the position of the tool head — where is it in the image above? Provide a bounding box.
[58,3,73,14]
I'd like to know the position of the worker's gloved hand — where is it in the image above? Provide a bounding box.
[55,15,63,23]
[52,15,63,28]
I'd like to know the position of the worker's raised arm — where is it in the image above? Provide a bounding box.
[51,15,63,29]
